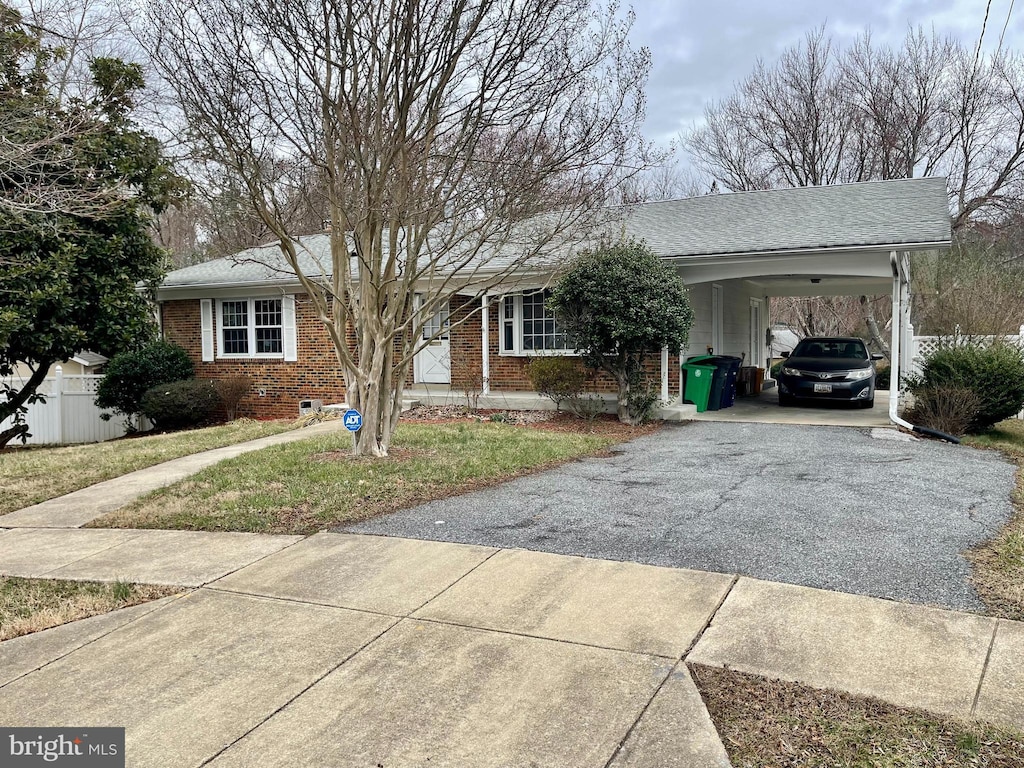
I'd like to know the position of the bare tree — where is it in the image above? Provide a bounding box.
[134,0,650,456]
[685,24,1024,228]
[686,27,858,191]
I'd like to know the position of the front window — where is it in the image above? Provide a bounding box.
[221,301,249,355]
[219,298,283,358]
[499,290,572,355]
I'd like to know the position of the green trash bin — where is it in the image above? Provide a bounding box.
[680,360,715,412]
[686,355,727,410]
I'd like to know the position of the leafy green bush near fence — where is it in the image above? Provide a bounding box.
[908,344,1024,433]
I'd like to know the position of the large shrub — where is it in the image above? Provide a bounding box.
[910,343,1024,432]
[95,341,194,419]
[526,357,586,410]
[140,379,220,430]
[549,240,693,425]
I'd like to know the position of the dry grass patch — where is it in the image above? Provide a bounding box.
[964,420,1024,621]
[90,420,642,534]
[692,665,1024,767]
[0,577,178,641]
[0,419,295,515]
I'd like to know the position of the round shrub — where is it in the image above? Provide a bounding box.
[912,343,1024,433]
[140,379,220,430]
[96,341,194,417]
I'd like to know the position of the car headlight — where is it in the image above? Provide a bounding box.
[782,367,801,377]
[846,369,873,380]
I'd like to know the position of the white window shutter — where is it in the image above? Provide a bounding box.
[283,295,297,361]
[200,299,214,362]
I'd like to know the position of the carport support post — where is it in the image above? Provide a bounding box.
[888,251,904,420]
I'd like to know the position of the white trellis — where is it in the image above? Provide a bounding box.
[0,367,127,445]
[910,325,1024,377]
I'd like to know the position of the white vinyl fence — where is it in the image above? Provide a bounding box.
[1,367,127,445]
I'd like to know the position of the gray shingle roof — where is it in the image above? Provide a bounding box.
[160,177,951,290]
[161,238,332,288]
[627,177,950,258]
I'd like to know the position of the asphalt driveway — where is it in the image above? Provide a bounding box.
[344,421,1017,612]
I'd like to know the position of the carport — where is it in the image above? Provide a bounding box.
[640,178,952,427]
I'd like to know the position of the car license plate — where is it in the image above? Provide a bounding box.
[813,383,832,393]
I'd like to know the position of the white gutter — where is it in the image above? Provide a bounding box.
[667,239,952,266]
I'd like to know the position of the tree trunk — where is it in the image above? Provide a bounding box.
[860,295,891,359]
[0,364,50,449]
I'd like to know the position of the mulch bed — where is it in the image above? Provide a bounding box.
[399,405,661,438]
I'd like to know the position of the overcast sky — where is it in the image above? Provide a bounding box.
[633,0,1023,146]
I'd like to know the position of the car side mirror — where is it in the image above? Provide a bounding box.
[870,353,884,361]
[780,351,790,358]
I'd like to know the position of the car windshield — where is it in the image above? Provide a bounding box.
[792,339,867,359]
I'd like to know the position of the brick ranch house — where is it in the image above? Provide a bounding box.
[156,178,951,422]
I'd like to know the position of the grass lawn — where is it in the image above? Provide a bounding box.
[692,665,1024,767]
[89,421,632,534]
[0,419,295,516]
[964,420,1024,621]
[0,577,178,642]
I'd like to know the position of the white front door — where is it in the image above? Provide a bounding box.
[415,302,451,384]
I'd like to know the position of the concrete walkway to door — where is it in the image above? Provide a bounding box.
[693,386,892,428]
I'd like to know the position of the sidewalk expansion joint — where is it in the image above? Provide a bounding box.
[0,589,192,691]
[199,585,405,621]
[35,530,147,579]
[406,614,680,660]
[404,546,503,617]
[601,660,680,768]
[682,573,739,661]
[197,533,313,587]
[971,619,1000,716]
[197,615,403,767]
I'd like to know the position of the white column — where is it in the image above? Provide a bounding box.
[481,294,490,395]
[889,252,902,415]
[660,346,669,402]
[54,364,64,445]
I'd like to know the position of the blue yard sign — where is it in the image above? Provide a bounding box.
[343,409,363,432]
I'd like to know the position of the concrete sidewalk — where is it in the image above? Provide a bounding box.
[1,532,1021,767]
[0,420,342,528]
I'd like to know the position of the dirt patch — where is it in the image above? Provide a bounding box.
[691,664,1024,767]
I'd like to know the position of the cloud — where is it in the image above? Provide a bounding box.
[633,0,1019,145]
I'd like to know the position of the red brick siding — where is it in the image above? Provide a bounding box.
[162,294,683,418]
[448,297,681,396]
[161,296,348,419]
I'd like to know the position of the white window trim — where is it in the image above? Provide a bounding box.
[215,297,287,360]
[498,292,578,357]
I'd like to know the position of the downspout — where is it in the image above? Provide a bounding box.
[888,251,959,443]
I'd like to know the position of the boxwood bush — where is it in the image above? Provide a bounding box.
[140,379,221,430]
[910,344,1024,433]
[96,341,194,419]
